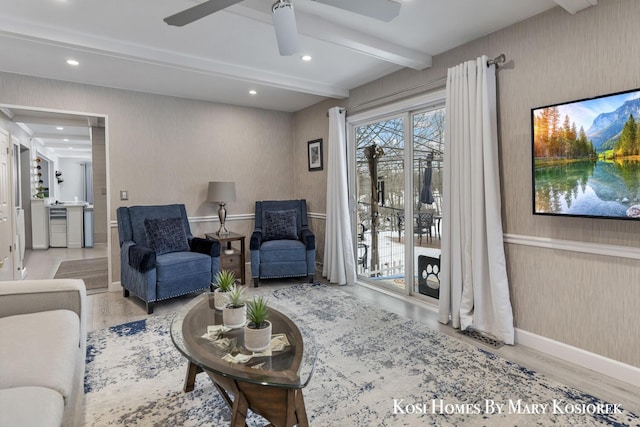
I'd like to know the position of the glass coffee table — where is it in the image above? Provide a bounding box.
[171,293,317,427]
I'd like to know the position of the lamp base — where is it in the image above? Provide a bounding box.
[217,203,230,236]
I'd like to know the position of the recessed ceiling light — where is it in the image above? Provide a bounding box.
[249,90,257,95]
[63,138,69,142]
[56,126,64,130]
[66,59,79,66]
[301,55,312,61]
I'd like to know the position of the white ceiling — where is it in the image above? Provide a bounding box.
[0,107,99,161]
[0,0,596,158]
[0,0,583,114]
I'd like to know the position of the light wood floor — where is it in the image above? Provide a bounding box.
[23,247,640,416]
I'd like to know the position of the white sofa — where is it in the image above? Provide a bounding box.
[0,279,87,427]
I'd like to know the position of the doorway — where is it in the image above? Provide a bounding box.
[0,105,109,284]
[348,93,445,301]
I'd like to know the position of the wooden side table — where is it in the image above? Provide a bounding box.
[205,231,246,285]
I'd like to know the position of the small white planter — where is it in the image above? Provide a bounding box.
[213,288,229,311]
[223,304,246,329]
[244,320,272,352]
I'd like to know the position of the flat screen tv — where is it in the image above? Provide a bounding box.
[531,88,640,220]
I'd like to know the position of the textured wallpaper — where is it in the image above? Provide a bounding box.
[299,0,640,366]
[2,0,638,367]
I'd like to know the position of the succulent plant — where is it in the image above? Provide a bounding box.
[246,296,270,329]
[225,284,246,308]
[214,269,236,292]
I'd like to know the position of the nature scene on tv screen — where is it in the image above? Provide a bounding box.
[532,88,640,219]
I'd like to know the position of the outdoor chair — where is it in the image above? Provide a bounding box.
[397,211,434,245]
[117,204,220,313]
[415,212,434,245]
[357,222,369,270]
[396,212,405,242]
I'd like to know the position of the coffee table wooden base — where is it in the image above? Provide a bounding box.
[184,361,309,427]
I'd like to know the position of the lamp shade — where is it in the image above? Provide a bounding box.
[207,181,236,202]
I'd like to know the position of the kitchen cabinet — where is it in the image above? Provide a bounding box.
[49,207,67,248]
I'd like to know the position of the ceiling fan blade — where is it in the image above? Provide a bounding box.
[272,1,299,56]
[312,0,401,22]
[164,0,244,26]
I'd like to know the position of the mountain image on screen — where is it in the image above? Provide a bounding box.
[531,88,640,220]
[586,97,640,152]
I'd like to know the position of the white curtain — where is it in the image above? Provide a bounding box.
[323,107,356,285]
[438,56,514,345]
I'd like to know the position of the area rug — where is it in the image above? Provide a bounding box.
[84,284,640,426]
[54,257,108,292]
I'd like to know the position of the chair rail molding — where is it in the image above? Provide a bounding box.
[503,233,640,260]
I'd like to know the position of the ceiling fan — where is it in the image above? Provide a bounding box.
[163,0,401,56]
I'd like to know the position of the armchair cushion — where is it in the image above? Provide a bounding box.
[143,217,190,255]
[260,240,306,263]
[128,245,156,273]
[155,252,212,282]
[263,209,298,241]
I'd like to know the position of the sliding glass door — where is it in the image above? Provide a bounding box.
[354,115,405,292]
[411,107,444,299]
[350,96,445,300]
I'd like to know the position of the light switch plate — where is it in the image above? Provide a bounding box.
[120,190,128,200]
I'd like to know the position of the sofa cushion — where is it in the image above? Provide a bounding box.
[0,310,79,400]
[144,217,190,255]
[263,209,298,241]
[0,386,64,427]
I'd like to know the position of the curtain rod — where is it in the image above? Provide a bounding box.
[328,53,506,117]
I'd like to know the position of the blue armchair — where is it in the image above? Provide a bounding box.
[250,200,315,287]
[117,204,220,313]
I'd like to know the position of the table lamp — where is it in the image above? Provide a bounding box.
[207,181,236,236]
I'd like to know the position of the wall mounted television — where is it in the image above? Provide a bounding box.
[531,88,640,220]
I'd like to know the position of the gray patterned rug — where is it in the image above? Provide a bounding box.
[84,283,639,426]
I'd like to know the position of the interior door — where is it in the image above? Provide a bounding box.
[0,128,14,280]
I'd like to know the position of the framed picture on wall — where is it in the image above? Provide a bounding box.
[308,138,323,171]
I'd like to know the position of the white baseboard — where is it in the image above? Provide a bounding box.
[515,328,640,387]
[109,280,121,292]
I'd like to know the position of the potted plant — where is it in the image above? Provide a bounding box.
[222,284,246,329]
[213,270,236,310]
[244,296,272,352]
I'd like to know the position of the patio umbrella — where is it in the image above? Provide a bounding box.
[419,159,434,205]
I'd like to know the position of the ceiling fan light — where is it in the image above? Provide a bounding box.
[272,1,299,56]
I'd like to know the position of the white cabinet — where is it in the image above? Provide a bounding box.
[32,203,85,249]
[31,199,49,249]
[66,206,84,249]
[49,207,67,248]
